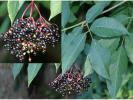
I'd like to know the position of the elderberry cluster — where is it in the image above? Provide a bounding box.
[49,68,91,96]
[1,17,59,62]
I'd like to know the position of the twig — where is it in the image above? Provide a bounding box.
[102,1,127,14]
[85,23,93,40]
[62,21,86,32]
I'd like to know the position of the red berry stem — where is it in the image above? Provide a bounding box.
[29,1,34,18]
[21,2,32,19]
[41,16,51,25]
[21,1,50,25]
[34,3,42,18]
[34,3,50,25]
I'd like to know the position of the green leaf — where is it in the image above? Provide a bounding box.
[7,1,25,24]
[89,39,111,79]
[112,14,129,26]
[90,17,129,37]
[62,27,86,74]
[110,3,133,17]
[129,90,133,98]
[28,63,43,87]
[83,55,93,77]
[62,27,83,55]
[0,2,7,16]
[12,63,23,80]
[49,1,61,20]
[125,34,133,64]
[0,17,10,34]
[128,73,133,90]
[83,43,90,55]
[98,38,120,53]
[71,4,80,14]
[107,46,128,98]
[69,11,77,23]
[55,63,60,73]
[62,1,71,27]
[86,1,111,23]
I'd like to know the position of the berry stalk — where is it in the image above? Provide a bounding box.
[21,2,33,19]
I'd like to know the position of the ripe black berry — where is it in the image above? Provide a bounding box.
[49,66,92,96]
[1,1,60,62]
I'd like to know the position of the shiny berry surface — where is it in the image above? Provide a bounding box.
[49,67,91,96]
[2,17,60,62]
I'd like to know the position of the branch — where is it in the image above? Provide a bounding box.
[62,21,86,32]
[102,1,127,14]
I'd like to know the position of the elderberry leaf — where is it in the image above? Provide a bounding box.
[0,17,10,34]
[90,17,129,37]
[83,43,90,55]
[112,14,129,26]
[62,27,83,55]
[0,2,7,16]
[86,1,111,23]
[49,1,61,20]
[83,54,93,77]
[98,38,120,53]
[107,46,128,98]
[69,11,77,23]
[7,1,25,24]
[12,63,23,80]
[62,1,71,27]
[28,63,43,87]
[125,34,133,64]
[89,39,111,79]
[62,27,86,74]
[83,43,94,77]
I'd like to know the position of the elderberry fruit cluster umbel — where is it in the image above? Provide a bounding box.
[1,1,60,62]
[49,67,91,96]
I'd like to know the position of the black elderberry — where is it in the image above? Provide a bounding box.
[2,1,60,62]
[49,67,92,96]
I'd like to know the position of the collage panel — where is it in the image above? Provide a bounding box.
[61,0,133,99]
[0,1,61,63]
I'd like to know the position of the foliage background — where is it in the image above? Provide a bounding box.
[1,0,133,99]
